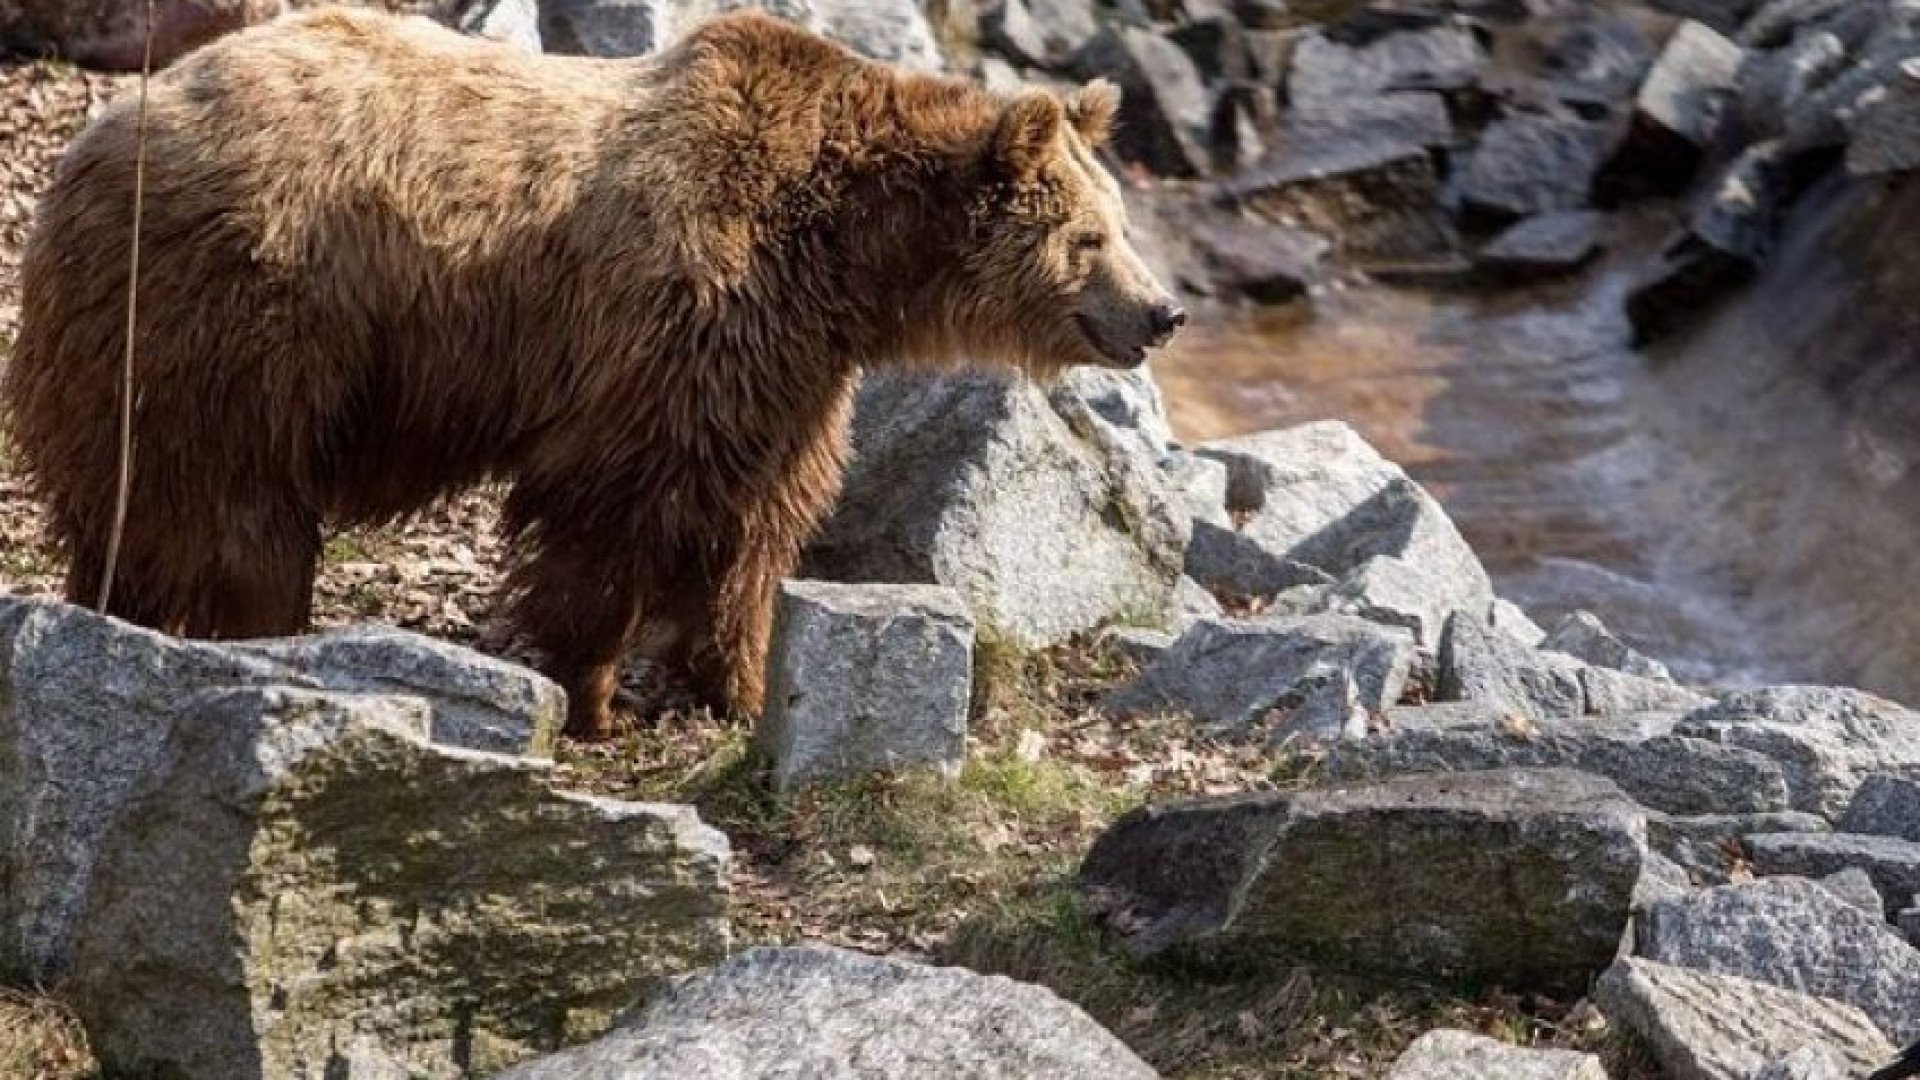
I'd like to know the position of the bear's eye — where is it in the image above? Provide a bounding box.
[1072,232,1106,253]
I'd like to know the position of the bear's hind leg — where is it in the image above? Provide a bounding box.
[504,530,643,740]
[55,494,318,639]
[196,499,324,639]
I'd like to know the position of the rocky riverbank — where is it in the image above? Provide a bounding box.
[3,0,1920,1078]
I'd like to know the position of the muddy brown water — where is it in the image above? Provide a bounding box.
[1157,177,1920,703]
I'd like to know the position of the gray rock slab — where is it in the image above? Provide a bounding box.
[1387,1029,1605,1080]
[1457,110,1619,220]
[1595,957,1896,1080]
[0,598,561,983]
[1541,610,1672,680]
[1478,211,1607,275]
[1328,724,1792,815]
[1439,612,1586,723]
[804,373,1188,650]
[494,946,1160,1080]
[1840,773,1920,841]
[1675,686,1920,818]
[1645,810,1830,885]
[1635,877,1920,1041]
[1193,422,1494,630]
[1079,769,1648,993]
[1104,614,1415,742]
[1747,831,1920,916]
[757,581,975,794]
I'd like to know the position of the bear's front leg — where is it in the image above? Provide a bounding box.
[504,531,643,740]
[653,513,796,721]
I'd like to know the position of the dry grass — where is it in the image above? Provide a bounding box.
[0,989,92,1080]
[550,634,1660,1079]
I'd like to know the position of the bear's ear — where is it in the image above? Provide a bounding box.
[1065,78,1120,147]
[992,90,1065,176]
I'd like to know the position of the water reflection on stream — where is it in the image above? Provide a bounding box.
[1156,197,1920,702]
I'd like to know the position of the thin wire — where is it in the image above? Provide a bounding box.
[97,0,155,612]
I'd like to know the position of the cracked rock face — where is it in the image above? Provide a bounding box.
[66,686,731,1079]
[0,597,727,1078]
[0,597,563,983]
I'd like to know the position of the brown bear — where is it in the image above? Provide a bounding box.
[3,5,1185,738]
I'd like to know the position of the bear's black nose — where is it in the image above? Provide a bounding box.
[1150,304,1187,341]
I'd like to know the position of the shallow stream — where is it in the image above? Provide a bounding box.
[1158,178,1920,702]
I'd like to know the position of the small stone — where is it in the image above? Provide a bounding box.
[1595,957,1897,1080]
[1734,29,1848,141]
[1541,610,1671,680]
[1645,811,1830,885]
[1287,25,1489,109]
[1841,773,1920,842]
[1216,134,1454,261]
[985,0,1098,69]
[1458,110,1620,221]
[1438,612,1587,724]
[1387,1029,1606,1080]
[1329,722,1793,816]
[1104,615,1415,742]
[1640,20,1748,146]
[1746,831,1920,916]
[1190,217,1324,305]
[1478,211,1606,276]
[1077,25,1213,177]
[1284,91,1457,153]
[1192,423,1493,626]
[1602,20,1747,197]
[757,581,975,794]
[1817,867,1888,917]
[848,844,877,868]
[1690,140,1790,261]
[1899,902,1920,947]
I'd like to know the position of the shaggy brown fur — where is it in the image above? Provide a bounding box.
[4,5,1181,736]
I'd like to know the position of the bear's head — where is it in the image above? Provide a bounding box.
[959,80,1185,373]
